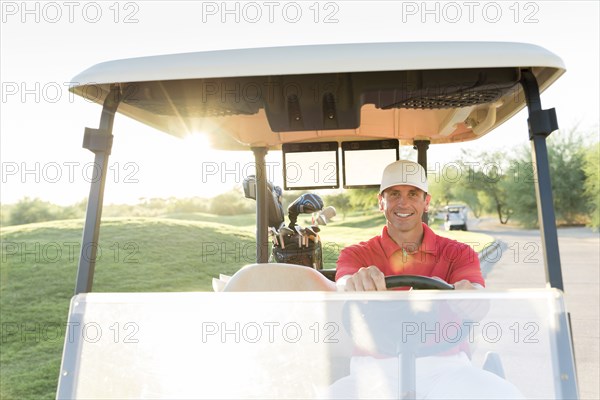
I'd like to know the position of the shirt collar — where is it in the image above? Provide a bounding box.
[381,223,437,258]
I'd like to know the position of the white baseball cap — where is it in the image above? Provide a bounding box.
[380,160,428,194]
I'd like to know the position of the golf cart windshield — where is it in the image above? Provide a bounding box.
[57,290,576,399]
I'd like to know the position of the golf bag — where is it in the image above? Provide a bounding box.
[270,234,323,270]
[242,175,285,228]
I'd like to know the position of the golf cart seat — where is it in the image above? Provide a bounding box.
[223,263,337,292]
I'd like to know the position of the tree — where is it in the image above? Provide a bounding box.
[428,169,484,217]
[583,141,600,229]
[546,130,589,225]
[504,158,538,228]
[458,150,513,224]
[323,191,351,219]
[506,128,594,227]
[347,188,379,212]
[427,173,455,207]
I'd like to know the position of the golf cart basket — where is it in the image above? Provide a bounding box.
[58,42,580,400]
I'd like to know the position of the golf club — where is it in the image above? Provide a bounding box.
[278,226,294,249]
[269,227,279,246]
[316,206,336,225]
[287,193,324,229]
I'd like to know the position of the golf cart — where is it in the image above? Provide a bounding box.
[444,205,468,231]
[57,42,578,399]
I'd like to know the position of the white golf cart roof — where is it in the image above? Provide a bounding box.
[70,42,564,149]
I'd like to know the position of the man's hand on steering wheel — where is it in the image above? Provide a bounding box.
[342,266,387,291]
[341,267,466,291]
[452,279,482,290]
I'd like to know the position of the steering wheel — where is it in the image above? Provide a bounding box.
[385,274,454,290]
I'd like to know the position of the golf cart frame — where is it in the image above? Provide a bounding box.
[61,42,577,399]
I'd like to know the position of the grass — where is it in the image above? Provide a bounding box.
[0,212,492,399]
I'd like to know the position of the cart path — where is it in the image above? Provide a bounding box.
[472,220,600,400]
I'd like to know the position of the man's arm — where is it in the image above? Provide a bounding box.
[336,246,387,291]
[446,241,485,288]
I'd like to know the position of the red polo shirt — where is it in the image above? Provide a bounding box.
[336,223,484,286]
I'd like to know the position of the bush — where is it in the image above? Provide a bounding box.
[167,197,209,214]
[1,203,14,226]
[209,189,255,215]
[8,197,56,225]
[584,142,600,229]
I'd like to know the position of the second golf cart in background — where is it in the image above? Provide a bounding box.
[444,205,469,231]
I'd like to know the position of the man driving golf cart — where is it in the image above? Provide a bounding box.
[337,160,482,292]
[323,160,525,399]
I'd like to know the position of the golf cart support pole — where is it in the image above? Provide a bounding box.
[520,70,563,291]
[520,70,579,399]
[252,147,270,263]
[414,140,430,225]
[74,85,121,294]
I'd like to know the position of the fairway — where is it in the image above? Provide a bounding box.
[0,212,493,399]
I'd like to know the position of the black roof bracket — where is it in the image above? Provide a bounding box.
[519,69,563,291]
[413,139,430,225]
[520,69,559,139]
[75,85,122,294]
[82,127,114,155]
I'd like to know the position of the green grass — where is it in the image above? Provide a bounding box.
[0,212,492,399]
[163,212,256,228]
[1,216,256,399]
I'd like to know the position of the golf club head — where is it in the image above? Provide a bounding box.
[293,225,305,246]
[305,226,316,236]
[279,226,295,237]
[268,227,279,246]
[288,193,324,228]
[278,226,294,249]
[316,206,337,225]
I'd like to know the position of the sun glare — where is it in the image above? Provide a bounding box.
[182,131,212,150]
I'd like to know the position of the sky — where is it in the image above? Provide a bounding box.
[1,0,599,206]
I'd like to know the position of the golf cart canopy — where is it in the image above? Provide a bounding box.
[70,42,564,149]
[70,40,566,293]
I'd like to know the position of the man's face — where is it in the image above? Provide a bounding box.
[378,185,431,233]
